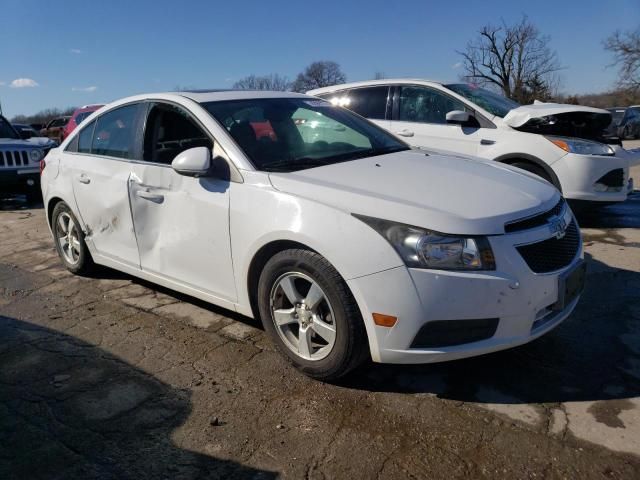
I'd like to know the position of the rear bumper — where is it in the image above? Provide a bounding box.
[0,168,40,194]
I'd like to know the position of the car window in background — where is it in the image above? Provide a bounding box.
[143,103,213,164]
[398,86,467,124]
[75,112,93,125]
[203,97,408,172]
[50,118,68,128]
[445,84,520,118]
[91,105,140,159]
[608,109,625,126]
[342,87,390,120]
[0,117,19,139]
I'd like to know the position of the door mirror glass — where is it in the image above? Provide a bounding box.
[171,146,211,177]
[446,110,473,125]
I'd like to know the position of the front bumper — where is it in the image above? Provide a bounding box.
[0,168,40,195]
[551,149,635,202]
[348,215,584,364]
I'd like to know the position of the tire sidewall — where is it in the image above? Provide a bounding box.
[257,250,359,378]
[52,202,90,274]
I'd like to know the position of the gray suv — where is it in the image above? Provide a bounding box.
[0,115,56,203]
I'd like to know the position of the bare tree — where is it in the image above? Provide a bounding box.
[232,74,291,91]
[458,16,562,103]
[291,61,346,93]
[605,28,640,92]
[11,107,76,126]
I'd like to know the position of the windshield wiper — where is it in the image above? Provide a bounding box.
[262,157,331,172]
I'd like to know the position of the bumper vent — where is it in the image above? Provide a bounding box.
[505,198,566,233]
[596,169,624,188]
[0,150,30,168]
[516,221,580,273]
[410,318,499,348]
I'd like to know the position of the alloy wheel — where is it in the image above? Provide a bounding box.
[269,272,337,361]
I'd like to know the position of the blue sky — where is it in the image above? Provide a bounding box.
[1,0,639,117]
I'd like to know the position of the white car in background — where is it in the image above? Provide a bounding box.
[310,80,639,205]
[42,91,584,380]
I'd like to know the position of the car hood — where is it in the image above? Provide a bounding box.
[0,137,56,148]
[268,150,559,235]
[503,102,612,140]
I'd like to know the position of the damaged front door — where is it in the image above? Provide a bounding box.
[68,104,143,267]
[128,102,236,306]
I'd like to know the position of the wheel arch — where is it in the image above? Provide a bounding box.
[46,196,66,228]
[494,153,562,192]
[246,239,318,321]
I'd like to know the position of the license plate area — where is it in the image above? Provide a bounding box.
[553,261,586,311]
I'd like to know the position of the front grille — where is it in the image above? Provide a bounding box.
[0,150,30,168]
[516,221,580,273]
[505,198,566,233]
[410,318,499,348]
[596,169,624,188]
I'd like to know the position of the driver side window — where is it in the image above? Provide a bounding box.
[398,86,466,124]
[143,103,213,164]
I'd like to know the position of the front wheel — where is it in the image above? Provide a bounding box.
[257,249,368,380]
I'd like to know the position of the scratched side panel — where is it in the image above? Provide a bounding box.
[67,154,140,267]
[129,164,236,302]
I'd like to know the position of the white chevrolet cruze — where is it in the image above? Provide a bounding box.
[41,90,585,380]
[310,80,639,205]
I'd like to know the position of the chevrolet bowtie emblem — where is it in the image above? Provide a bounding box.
[549,217,568,239]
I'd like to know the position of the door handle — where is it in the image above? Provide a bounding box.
[136,190,165,203]
[396,129,414,137]
[77,174,91,184]
[480,139,496,145]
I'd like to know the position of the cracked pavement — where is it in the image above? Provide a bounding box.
[1,160,640,479]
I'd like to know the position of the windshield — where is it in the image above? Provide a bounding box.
[0,116,19,139]
[202,98,409,172]
[608,109,625,125]
[445,84,520,118]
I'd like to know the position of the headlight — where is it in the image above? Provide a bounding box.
[546,136,614,156]
[28,149,44,162]
[353,215,496,271]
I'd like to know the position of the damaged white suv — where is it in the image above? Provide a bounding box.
[310,80,639,205]
[42,91,584,380]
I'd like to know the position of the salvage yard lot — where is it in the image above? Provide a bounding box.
[1,151,640,478]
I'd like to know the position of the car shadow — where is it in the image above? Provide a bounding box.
[0,316,276,479]
[571,190,640,229]
[342,252,640,406]
[0,193,43,210]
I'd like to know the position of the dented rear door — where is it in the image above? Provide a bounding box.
[68,103,144,268]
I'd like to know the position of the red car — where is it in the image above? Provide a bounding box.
[62,104,104,140]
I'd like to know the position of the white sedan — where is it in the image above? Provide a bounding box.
[310,80,639,205]
[41,90,584,379]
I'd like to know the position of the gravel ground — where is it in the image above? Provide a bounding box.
[1,146,640,479]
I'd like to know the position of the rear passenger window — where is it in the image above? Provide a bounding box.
[398,86,466,124]
[343,87,389,120]
[92,104,141,159]
[78,121,95,154]
[143,103,212,164]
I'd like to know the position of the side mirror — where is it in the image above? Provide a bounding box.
[446,110,473,125]
[171,147,211,177]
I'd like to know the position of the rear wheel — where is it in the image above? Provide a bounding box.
[51,202,94,274]
[257,249,368,380]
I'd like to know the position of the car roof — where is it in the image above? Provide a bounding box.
[176,89,310,102]
[308,78,448,95]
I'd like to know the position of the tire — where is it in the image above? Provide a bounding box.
[51,202,94,275]
[257,249,368,380]
[509,161,554,185]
